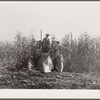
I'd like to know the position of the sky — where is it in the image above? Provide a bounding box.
[0,1,100,41]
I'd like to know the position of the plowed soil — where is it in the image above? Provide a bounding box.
[0,69,100,89]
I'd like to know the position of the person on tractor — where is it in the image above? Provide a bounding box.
[50,37,56,59]
[52,41,62,71]
[55,41,61,56]
[42,34,50,53]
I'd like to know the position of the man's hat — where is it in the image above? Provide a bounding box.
[46,34,49,36]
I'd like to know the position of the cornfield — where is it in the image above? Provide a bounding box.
[1,31,100,73]
[62,32,100,73]
[0,31,37,71]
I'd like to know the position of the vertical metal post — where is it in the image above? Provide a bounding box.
[41,30,42,41]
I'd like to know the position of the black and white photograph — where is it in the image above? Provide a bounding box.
[1,1,100,93]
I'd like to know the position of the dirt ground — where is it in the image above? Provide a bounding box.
[0,69,100,89]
